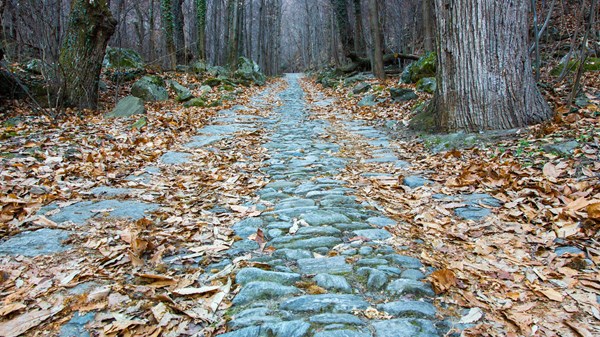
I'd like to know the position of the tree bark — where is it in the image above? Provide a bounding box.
[331,0,354,57]
[161,0,177,69]
[431,0,552,132]
[368,0,385,79]
[423,0,434,51]
[353,0,365,55]
[195,0,207,60]
[172,0,186,64]
[0,0,5,61]
[58,0,116,109]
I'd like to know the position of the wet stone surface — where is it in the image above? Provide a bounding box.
[214,75,445,336]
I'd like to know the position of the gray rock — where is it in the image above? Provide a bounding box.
[356,258,388,266]
[168,80,193,102]
[89,187,138,197]
[227,240,260,256]
[0,229,71,257]
[352,229,392,241]
[261,192,290,201]
[367,217,396,227]
[263,320,310,337]
[377,266,403,276]
[402,176,433,188]
[236,268,301,285]
[232,282,300,304]
[268,229,284,238]
[280,294,369,313]
[106,96,145,118]
[543,141,578,156]
[353,83,372,95]
[389,88,418,102]
[315,274,352,293]
[185,135,228,148]
[301,211,351,226]
[229,313,281,329]
[267,222,293,230]
[359,247,373,255]
[160,152,192,164]
[385,254,423,268]
[555,246,585,256]
[297,256,352,274]
[42,200,158,225]
[274,236,342,250]
[275,198,316,210]
[367,269,388,291]
[131,76,169,101]
[358,94,377,107]
[373,318,439,337]
[401,269,425,280]
[454,207,491,221]
[416,77,436,94]
[309,314,364,325]
[219,326,261,337]
[232,218,264,238]
[274,249,313,260]
[234,57,266,86]
[314,331,371,337]
[333,223,373,231]
[386,279,435,297]
[103,47,144,69]
[296,226,342,237]
[378,301,437,318]
[59,312,95,337]
[266,181,297,190]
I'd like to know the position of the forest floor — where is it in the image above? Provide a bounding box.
[0,71,599,337]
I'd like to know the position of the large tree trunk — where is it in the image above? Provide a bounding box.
[0,0,5,61]
[431,0,552,132]
[172,0,186,64]
[331,0,354,57]
[368,0,385,79]
[423,0,434,51]
[353,0,365,55]
[195,0,207,61]
[59,0,116,109]
[161,0,177,69]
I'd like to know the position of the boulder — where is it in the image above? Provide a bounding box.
[389,88,418,102]
[358,94,377,107]
[184,97,207,108]
[416,77,436,94]
[131,76,168,102]
[207,65,230,77]
[168,80,193,102]
[191,61,208,74]
[353,82,371,95]
[400,52,436,84]
[106,96,145,118]
[103,47,144,69]
[234,57,266,86]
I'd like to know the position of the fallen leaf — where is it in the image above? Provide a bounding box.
[0,305,64,337]
[172,286,220,296]
[428,269,457,294]
[459,307,484,324]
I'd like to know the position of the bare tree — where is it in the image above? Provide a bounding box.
[368,0,385,79]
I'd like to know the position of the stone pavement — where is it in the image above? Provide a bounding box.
[214,74,450,337]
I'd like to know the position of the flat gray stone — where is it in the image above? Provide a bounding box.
[264,320,310,337]
[309,313,364,325]
[555,246,585,256]
[367,269,388,291]
[275,198,316,210]
[59,312,94,337]
[352,229,392,241]
[454,207,491,221]
[386,279,435,297]
[236,268,301,285]
[314,331,371,337]
[359,247,373,255]
[297,256,352,274]
[280,294,369,313]
[232,218,264,238]
[377,266,403,276]
[274,236,342,250]
[373,318,439,337]
[367,217,396,227]
[106,96,145,118]
[274,249,313,260]
[227,240,260,256]
[402,176,433,188]
[89,187,138,197]
[0,229,71,257]
[315,274,352,293]
[385,254,423,269]
[401,269,425,280]
[301,211,351,226]
[232,282,300,304]
[219,326,260,337]
[268,229,284,238]
[332,223,373,231]
[378,301,437,318]
[42,200,158,225]
[185,135,227,148]
[198,124,241,135]
[356,258,388,266]
[296,226,342,237]
[266,181,297,190]
[160,152,192,164]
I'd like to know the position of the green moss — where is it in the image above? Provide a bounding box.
[551,57,600,76]
[401,52,437,84]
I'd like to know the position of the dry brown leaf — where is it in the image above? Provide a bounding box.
[0,305,64,337]
[587,202,600,220]
[428,269,457,294]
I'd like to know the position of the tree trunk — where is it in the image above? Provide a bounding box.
[423,0,434,51]
[353,0,365,55]
[195,0,207,60]
[58,0,116,109]
[0,0,5,61]
[331,0,354,57]
[368,0,385,79]
[431,0,552,132]
[172,0,186,64]
[161,0,177,69]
